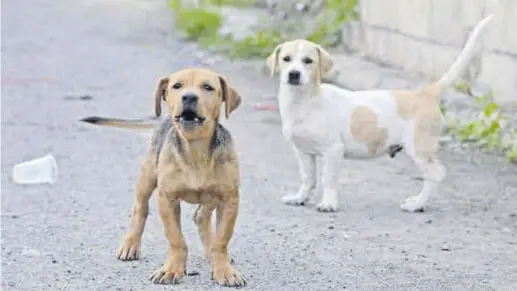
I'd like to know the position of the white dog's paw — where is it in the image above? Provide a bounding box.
[316,201,338,212]
[281,195,307,206]
[400,196,425,212]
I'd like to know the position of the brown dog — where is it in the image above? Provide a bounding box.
[80,68,245,287]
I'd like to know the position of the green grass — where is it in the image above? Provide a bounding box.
[174,7,223,41]
[447,92,517,163]
[306,0,359,46]
[168,0,360,59]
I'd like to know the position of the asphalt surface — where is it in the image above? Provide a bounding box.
[1,0,517,290]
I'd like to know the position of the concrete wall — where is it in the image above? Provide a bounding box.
[342,0,517,102]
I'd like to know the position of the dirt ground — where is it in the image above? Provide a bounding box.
[1,0,516,290]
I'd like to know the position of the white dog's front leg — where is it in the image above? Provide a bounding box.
[317,146,343,212]
[282,148,316,206]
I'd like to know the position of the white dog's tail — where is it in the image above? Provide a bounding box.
[438,14,494,87]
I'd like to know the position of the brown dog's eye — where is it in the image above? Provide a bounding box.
[302,57,313,64]
[282,56,291,62]
[172,82,182,89]
[202,84,214,91]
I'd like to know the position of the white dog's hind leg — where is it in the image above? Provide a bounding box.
[316,146,343,212]
[282,148,316,206]
[401,158,445,212]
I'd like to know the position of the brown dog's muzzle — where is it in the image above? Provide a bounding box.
[174,93,206,129]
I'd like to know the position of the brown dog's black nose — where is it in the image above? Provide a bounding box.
[182,93,198,105]
[288,70,301,85]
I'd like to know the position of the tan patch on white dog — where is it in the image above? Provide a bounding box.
[392,82,444,160]
[392,82,443,119]
[350,106,388,155]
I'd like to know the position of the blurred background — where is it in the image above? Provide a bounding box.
[1,0,516,290]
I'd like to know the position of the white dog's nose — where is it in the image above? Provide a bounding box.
[288,70,301,85]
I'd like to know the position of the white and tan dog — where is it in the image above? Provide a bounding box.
[267,15,493,213]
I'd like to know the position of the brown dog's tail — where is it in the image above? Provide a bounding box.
[79,116,158,129]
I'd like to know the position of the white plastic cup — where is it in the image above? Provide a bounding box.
[12,154,59,185]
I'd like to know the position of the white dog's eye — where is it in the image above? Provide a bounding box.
[302,57,313,64]
[172,82,182,89]
[282,56,291,62]
[202,83,214,91]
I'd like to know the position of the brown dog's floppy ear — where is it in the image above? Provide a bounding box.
[317,45,333,79]
[154,76,169,117]
[219,76,241,119]
[267,44,282,76]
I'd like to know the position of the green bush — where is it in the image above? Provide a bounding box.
[307,0,359,45]
[226,30,285,58]
[168,0,360,59]
[174,7,223,40]
[447,92,517,163]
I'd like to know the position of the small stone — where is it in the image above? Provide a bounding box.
[295,3,309,12]
[441,244,452,251]
[21,248,41,257]
[439,135,453,144]
[63,95,93,101]
[425,219,433,224]
[201,58,216,66]
[51,259,57,264]
[328,225,334,230]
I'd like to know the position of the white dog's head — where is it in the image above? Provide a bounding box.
[267,39,333,87]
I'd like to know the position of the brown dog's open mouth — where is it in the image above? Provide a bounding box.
[174,109,206,125]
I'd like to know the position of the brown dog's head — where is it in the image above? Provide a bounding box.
[153,68,241,139]
[267,39,333,87]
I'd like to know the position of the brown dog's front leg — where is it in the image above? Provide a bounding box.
[117,163,156,261]
[210,196,246,287]
[193,204,216,259]
[149,192,187,285]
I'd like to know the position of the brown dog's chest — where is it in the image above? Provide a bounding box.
[158,165,238,204]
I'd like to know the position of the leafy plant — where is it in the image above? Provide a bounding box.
[174,7,223,40]
[306,0,360,45]
[447,91,517,163]
[454,81,473,96]
[168,0,360,59]
[226,30,285,58]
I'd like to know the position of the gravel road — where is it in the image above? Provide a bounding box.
[1,0,516,290]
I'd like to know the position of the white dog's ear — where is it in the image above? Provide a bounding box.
[267,44,282,76]
[317,45,334,77]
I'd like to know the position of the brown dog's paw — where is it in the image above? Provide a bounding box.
[116,236,141,261]
[149,264,186,284]
[212,265,246,288]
